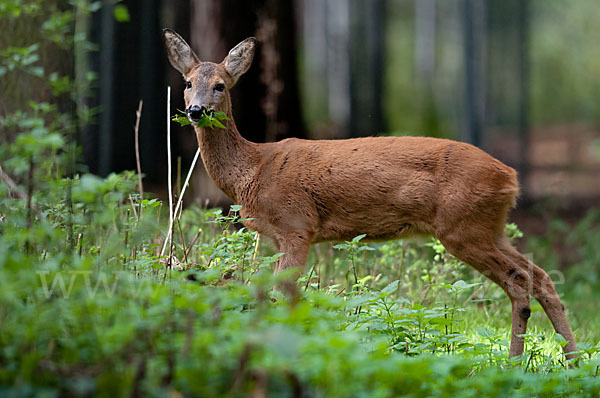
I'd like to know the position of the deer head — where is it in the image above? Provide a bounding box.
[163,29,256,122]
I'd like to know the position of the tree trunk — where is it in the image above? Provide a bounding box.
[462,0,486,148]
[190,0,306,143]
[349,0,386,137]
[300,0,385,138]
[188,0,306,205]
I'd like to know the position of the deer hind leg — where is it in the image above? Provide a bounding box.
[439,236,532,358]
[497,241,578,360]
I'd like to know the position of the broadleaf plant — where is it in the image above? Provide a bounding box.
[172,108,230,129]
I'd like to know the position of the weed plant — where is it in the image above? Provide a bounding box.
[1,169,600,396]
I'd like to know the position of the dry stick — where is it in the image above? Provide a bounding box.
[176,156,182,198]
[159,147,201,257]
[128,194,138,220]
[317,262,321,290]
[77,233,83,256]
[134,100,144,215]
[304,265,315,291]
[184,227,203,261]
[26,157,33,232]
[252,233,261,262]
[166,87,174,268]
[176,219,189,264]
[0,164,43,219]
[159,85,202,258]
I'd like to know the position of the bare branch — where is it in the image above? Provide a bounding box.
[0,164,43,219]
[134,100,144,204]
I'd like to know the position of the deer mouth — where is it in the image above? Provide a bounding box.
[186,105,213,123]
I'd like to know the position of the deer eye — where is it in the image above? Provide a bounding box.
[185,81,192,89]
[214,83,225,92]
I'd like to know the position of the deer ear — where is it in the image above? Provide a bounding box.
[163,29,200,76]
[224,37,256,84]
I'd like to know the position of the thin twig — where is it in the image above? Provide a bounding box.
[77,233,83,256]
[166,86,174,267]
[228,344,253,396]
[0,163,43,219]
[134,100,144,209]
[252,233,261,262]
[26,157,33,231]
[160,148,201,256]
[128,194,138,220]
[525,352,533,373]
[176,156,182,198]
[317,262,320,290]
[420,257,452,304]
[304,264,315,291]
[184,228,203,260]
[176,218,189,264]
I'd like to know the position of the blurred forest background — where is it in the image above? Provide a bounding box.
[2,0,600,217]
[2,2,600,393]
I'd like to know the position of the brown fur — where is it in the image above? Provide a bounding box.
[164,29,578,360]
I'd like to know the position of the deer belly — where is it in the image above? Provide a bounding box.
[313,198,433,243]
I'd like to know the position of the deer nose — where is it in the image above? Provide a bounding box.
[187,105,207,121]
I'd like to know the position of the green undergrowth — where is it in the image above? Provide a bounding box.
[3,0,599,395]
[1,167,599,396]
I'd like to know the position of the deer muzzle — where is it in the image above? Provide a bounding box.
[186,105,207,122]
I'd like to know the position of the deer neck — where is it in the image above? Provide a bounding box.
[193,110,260,203]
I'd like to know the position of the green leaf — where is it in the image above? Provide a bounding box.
[357,245,375,252]
[448,280,481,292]
[90,2,103,12]
[170,108,229,129]
[113,4,130,22]
[477,327,495,338]
[28,66,44,77]
[576,342,593,351]
[554,333,568,348]
[213,111,230,121]
[346,295,373,308]
[172,114,192,127]
[210,118,226,129]
[196,117,212,128]
[381,280,399,296]
[351,234,367,243]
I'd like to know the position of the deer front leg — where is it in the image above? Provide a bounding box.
[275,233,312,275]
[271,233,312,298]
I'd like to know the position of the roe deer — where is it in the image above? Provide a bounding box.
[163,29,578,360]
